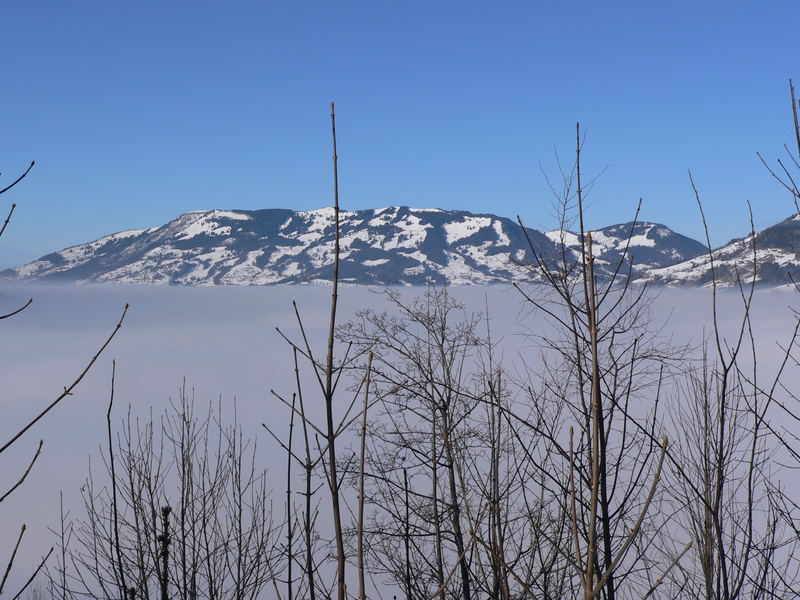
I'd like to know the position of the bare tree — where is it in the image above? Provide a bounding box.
[58,382,281,600]
[263,348,327,600]
[509,125,689,599]
[339,287,485,600]
[269,103,379,600]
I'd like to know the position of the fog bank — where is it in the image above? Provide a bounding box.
[2,282,800,592]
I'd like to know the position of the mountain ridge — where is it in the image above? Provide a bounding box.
[0,205,738,286]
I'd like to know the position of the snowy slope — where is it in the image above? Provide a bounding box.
[646,215,800,287]
[2,207,705,286]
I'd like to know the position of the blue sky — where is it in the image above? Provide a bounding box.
[0,1,798,267]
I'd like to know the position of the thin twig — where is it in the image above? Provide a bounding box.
[0,525,26,595]
[11,546,53,600]
[0,304,129,455]
[0,298,33,321]
[0,161,34,196]
[0,440,43,503]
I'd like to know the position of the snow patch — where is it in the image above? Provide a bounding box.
[444,216,492,244]
[627,234,656,247]
[103,229,146,241]
[383,214,430,250]
[546,230,581,247]
[493,221,510,246]
[209,210,251,221]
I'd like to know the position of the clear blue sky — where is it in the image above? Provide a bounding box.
[0,1,798,267]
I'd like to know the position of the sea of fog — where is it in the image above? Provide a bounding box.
[2,282,800,594]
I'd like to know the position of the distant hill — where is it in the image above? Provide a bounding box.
[1,206,708,286]
[645,214,800,286]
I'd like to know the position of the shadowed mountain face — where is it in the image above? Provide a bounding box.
[1,206,707,286]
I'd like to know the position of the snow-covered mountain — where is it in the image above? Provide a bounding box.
[545,221,707,276]
[1,207,707,286]
[646,214,800,287]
